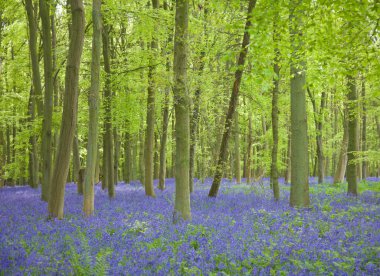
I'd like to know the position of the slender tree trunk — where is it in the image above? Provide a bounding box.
[83,0,101,215]
[173,0,191,222]
[114,128,120,184]
[234,110,241,184]
[271,14,280,199]
[289,1,309,208]
[40,0,54,202]
[307,87,326,184]
[361,77,367,179]
[346,75,358,195]
[28,88,39,188]
[124,132,132,184]
[246,113,253,184]
[158,88,169,190]
[153,132,159,180]
[73,134,82,194]
[102,24,115,198]
[333,109,349,183]
[48,0,85,219]
[208,0,257,197]
[139,126,145,185]
[189,52,205,192]
[25,0,43,115]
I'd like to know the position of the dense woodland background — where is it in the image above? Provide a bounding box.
[0,0,379,220]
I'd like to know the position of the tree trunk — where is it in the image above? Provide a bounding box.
[271,14,280,199]
[83,0,101,216]
[346,75,358,195]
[289,1,309,208]
[246,113,253,184]
[361,76,367,179]
[208,0,257,197]
[139,126,145,185]
[40,0,54,202]
[154,132,159,180]
[102,24,115,198]
[124,132,132,184]
[114,128,120,184]
[144,0,159,197]
[173,0,191,222]
[333,109,348,183]
[48,0,85,219]
[158,88,169,190]
[307,87,326,184]
[25,0,43,115]
[73,134,83,194]
[234,110,241,184]
[28,88,39,188]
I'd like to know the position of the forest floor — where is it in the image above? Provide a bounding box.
[0,177,379,275]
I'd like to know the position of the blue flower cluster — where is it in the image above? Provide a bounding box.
[0,177,379,275]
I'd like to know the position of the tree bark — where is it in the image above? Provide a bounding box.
[234,109,241,184]
[361,76,367,179]
[208,0,257,197]
[158,88,169,190]
[271,13,280,199]
[27,88,39,188]
[246,113,253,184]
[289,1,310,208]
[73,134,83,194]
[333,108,348,183]
[173,0,191,222]
[48,0,85,219]
[114,128,120,184]
[124,132,132,184]
[346,75,358,196]
[40,0,54,202]
[83,0,101,216]
[102,24,115,198]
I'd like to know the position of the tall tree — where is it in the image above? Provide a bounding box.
[289,0,310,208]
[346,75,358,195]
[48,0,85,219]
[102,24,115,198]
[361,76,367,179]
[40,0,54,202]
[173,0,191,222]
[83,0,101,216]
[333,108,349,183]
[270,2,280,200]
[208,0,257,197]
[144,0,159,197]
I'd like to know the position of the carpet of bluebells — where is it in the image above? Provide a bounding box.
[0,177,379,275]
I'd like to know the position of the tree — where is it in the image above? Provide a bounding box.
[289,0,310,208]
[208,0,257,197]
[270,1,280,201]
[83,0,102,216]
[48,0,85,219]
[40,0,54,202]
[173,0,191,222]
[346,75,358,196]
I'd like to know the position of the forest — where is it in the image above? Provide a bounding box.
[0,0,379,274]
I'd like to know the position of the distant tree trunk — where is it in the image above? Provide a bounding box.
[307,87,326,184]
[246,113,253,184]
[376,116,380,141]
[153,132,159,180]
[48,0,85,219]
[289,1,309,208]
[158,88,169,190]
[271,14,280,199]
[102,24,115,198]
[114,128,120,184]
[83,0,102,216]
[234,110,241,184]
[73,134,83,194]
[361,77,367,179]
[208,0,257,197]
[189,52,205,192]
[40,0,54,202]
[333,109,348,183]
[28,88,39,188]
[346,75,358,196]
[139,126,145,185]
[124,132,132,184]
[173,0,191,222]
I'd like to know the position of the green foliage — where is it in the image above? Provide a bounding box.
[65,231,112,276]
